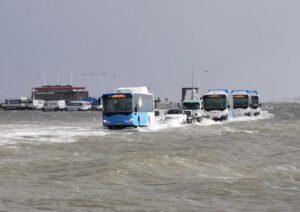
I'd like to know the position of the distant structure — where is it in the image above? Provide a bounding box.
[154,97,161,109]
[32,85,89,102]
[181,87,199,101]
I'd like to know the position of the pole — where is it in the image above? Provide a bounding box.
[70,72,73,85]
[43,72,46,86]
[192,70,194,100]
[56,73,60,84]
[198,70,208,96]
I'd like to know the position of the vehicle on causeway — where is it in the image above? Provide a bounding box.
[202,89,233,121]
[66,101,91,111]
[163,108,187,124]
[249,90,261,116]
[27,99,45,110]
[101,87,155,129]
[181,87,202,123]
[43,100,66,111]
[3,97,28,110]
[183,109,193,123]
[232,90,251,116]
[182,99,202,123]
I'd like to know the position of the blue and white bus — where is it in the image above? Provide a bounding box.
[102,87,155,128]
[202,89,233,121]
[249,90,261,116]
[232,90,251,116]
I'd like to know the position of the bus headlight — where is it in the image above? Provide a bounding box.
[125,118,133,123]
[103,119,110,123]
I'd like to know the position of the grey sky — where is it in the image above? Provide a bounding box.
[1,0,300,101]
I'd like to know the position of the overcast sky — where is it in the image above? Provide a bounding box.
[1,0,300,101]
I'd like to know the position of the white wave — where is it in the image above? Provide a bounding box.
[0,109,274,144]
[138,118,187,132]
[139,110,273,132]
[195,118,223,126]
[242,129,259,134]
[265,165,298,173]
[226,110,274,123]
[254,110,274,120]
[0,125,109,146]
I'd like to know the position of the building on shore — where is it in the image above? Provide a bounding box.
[32,85,89,102]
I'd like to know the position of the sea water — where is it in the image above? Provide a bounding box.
[0,103,299,211]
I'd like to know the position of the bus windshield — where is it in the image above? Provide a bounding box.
[251,96,259,109]
[203,95,227,111]
[233,95,249,109]
[103,97,133,113]
[183,102,200,110]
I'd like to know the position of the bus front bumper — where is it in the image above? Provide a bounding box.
[103,119,134,128]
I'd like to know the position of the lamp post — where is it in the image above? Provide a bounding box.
[196,70,208,97]
[191,70,208,100]
[192,70,194,100]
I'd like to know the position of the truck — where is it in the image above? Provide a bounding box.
[182,99,202,123]
[181,87,202,123]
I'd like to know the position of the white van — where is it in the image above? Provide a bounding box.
[3,97,28,110]
[44,100,66,111]
[66,101,91,111]
[27,99,45,110]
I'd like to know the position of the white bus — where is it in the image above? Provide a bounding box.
[249,90,261,116]
[232,90,251,116]
[202,89,233,121]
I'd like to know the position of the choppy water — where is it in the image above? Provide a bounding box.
[0,103,300,211]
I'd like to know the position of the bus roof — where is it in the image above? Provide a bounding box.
[102,92,132,97]
[206,89,231,95]
[116,87,150,94]
[231,90,250,95]
[249,90,258,95]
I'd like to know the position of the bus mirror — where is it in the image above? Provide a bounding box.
[134,103,138,112]
[259,103,262,107]
[250,104,252,107]
[228,105,230,108]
